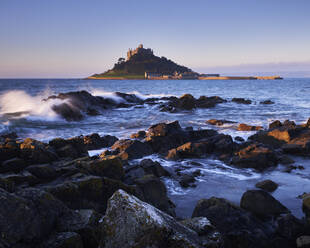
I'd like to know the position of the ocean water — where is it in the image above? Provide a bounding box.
[0,78,310,218]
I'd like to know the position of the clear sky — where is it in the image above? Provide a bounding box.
[1,0,310,78]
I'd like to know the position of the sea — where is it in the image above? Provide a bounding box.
[0,78,309,218]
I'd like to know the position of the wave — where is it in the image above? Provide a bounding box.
[0,90,65,121]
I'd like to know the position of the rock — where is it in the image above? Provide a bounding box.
[269,120,282,129]
[255,179,278,192]
[232,98,252,104]
[206,119,236,126]
[0,141,20,162]
[58,209,102,248]
[83,133,118,150]
[179,174,196,188]
[45,175,135,214]
[111,139,153,160]
[39,232,84,248]
[297,236,310,248]
[231,144,278,170]
[278,155,295,164]
[196,96,226,108]
[139,159,170,177]
[130,130,146,139]
[178,94,196,110]
[237,123,263,131]
[26,164,58,181]
[0,188,68,247]
[260,100,274,104]
[135,175,175,217]
[235,136,245,142]
[240,190,289,217]
[20,138,58,163]
[192,197,269,247]
[52,103,84,121]
[276,214,305,244]
[302,194,310,219]
[101,189,201,248]
[147,120,182,137]
[49,137,88,159]
[78,157,124,180]
[283,120,296,128]
[180,217,214,235]
[0,157,27,173]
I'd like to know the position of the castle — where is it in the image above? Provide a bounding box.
[127,44,153,60]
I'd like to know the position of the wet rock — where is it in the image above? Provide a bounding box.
[147,120,182,137]
[260,100,274,104]
[276,214,305,245]
[283,120,296,128]
[180,217,215,235]
[284,165,305,173]
[179,173,196,188]
[278,155,295,164]
[178,94,196,110]
[20,138,58,163]
[52,103,84,121]
[231,144,278,170]
[206,119,236,126]
[255,179,278,192]
[302,194,310,219]
[111,139,153,160]
[26,164,58,181]
[269,120,282,129]
[0,141,20,163]
[240,190,289,218]
[237,123,263,131]
[297,236,310,248]
[135,175,175,216]
[232,98,252,104]
[192,197,270,247]
[140,159,170,177]
[39,232,83,248]
[0,157,27,173]
[83,133,118,150]
[196,96,226,108]
[45,175,135,214]
[0,171,38,191]
[130,130,146,139]
[78,157,124,180]
[235,136,245,142]
[101,189,201,248]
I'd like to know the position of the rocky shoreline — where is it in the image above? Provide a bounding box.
[1,112,310,247]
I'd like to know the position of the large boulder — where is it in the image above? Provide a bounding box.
[255,179,278,192]
[178,94,196,110]
[100,189,202,248]
[192,197,270,248]
[240,190,289,218]
[231,144,278,170]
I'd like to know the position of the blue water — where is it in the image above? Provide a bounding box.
[0,78,310,218]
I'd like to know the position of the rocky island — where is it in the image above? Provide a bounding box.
[88,44,283,80]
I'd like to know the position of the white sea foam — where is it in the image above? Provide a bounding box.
[128,91,174,100]
[90,89,125,103]
[0,90,65,121]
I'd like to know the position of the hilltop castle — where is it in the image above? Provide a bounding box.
[127,44,153,60]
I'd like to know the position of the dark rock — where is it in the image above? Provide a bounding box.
[269,120,282,129]
[78,157,124,180]
[278,155,295,164]
[296,236,310,248]
[276,214,305,244]
[283,120,296,128]
[147,120,182,137]
[260,100,274,104]
[206,119,236,126]
[232,98,252,104]
[140,159,170,177]
[255,179,278,192]
[26,164,58,181]
[130,130,146,139]
[178,94,196,110]
[231,144,278,170]
[0,188,68,247]
[179,174,196,188]
[240,190,289,217]
[101,189,201,248]
[135,175,175,217]
[235,136,245,142]
[0,157,27,173]
[196,96,226,108]
[39,232,83,248]
[302,194,310,220]
[237,123,263,131]
[83,133,118,150]
[180,217,215,235]
[192,197,270,247]
[111,139,153,160]
[52,103,84,121]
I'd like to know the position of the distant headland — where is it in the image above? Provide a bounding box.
[88,44,283,80]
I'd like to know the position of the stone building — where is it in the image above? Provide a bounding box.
[127,44,153,60]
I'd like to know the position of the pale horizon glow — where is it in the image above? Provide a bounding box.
[1,0,310,78]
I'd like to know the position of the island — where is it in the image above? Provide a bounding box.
[88,44,283,80]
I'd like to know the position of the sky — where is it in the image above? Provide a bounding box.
[0,0,310,78]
